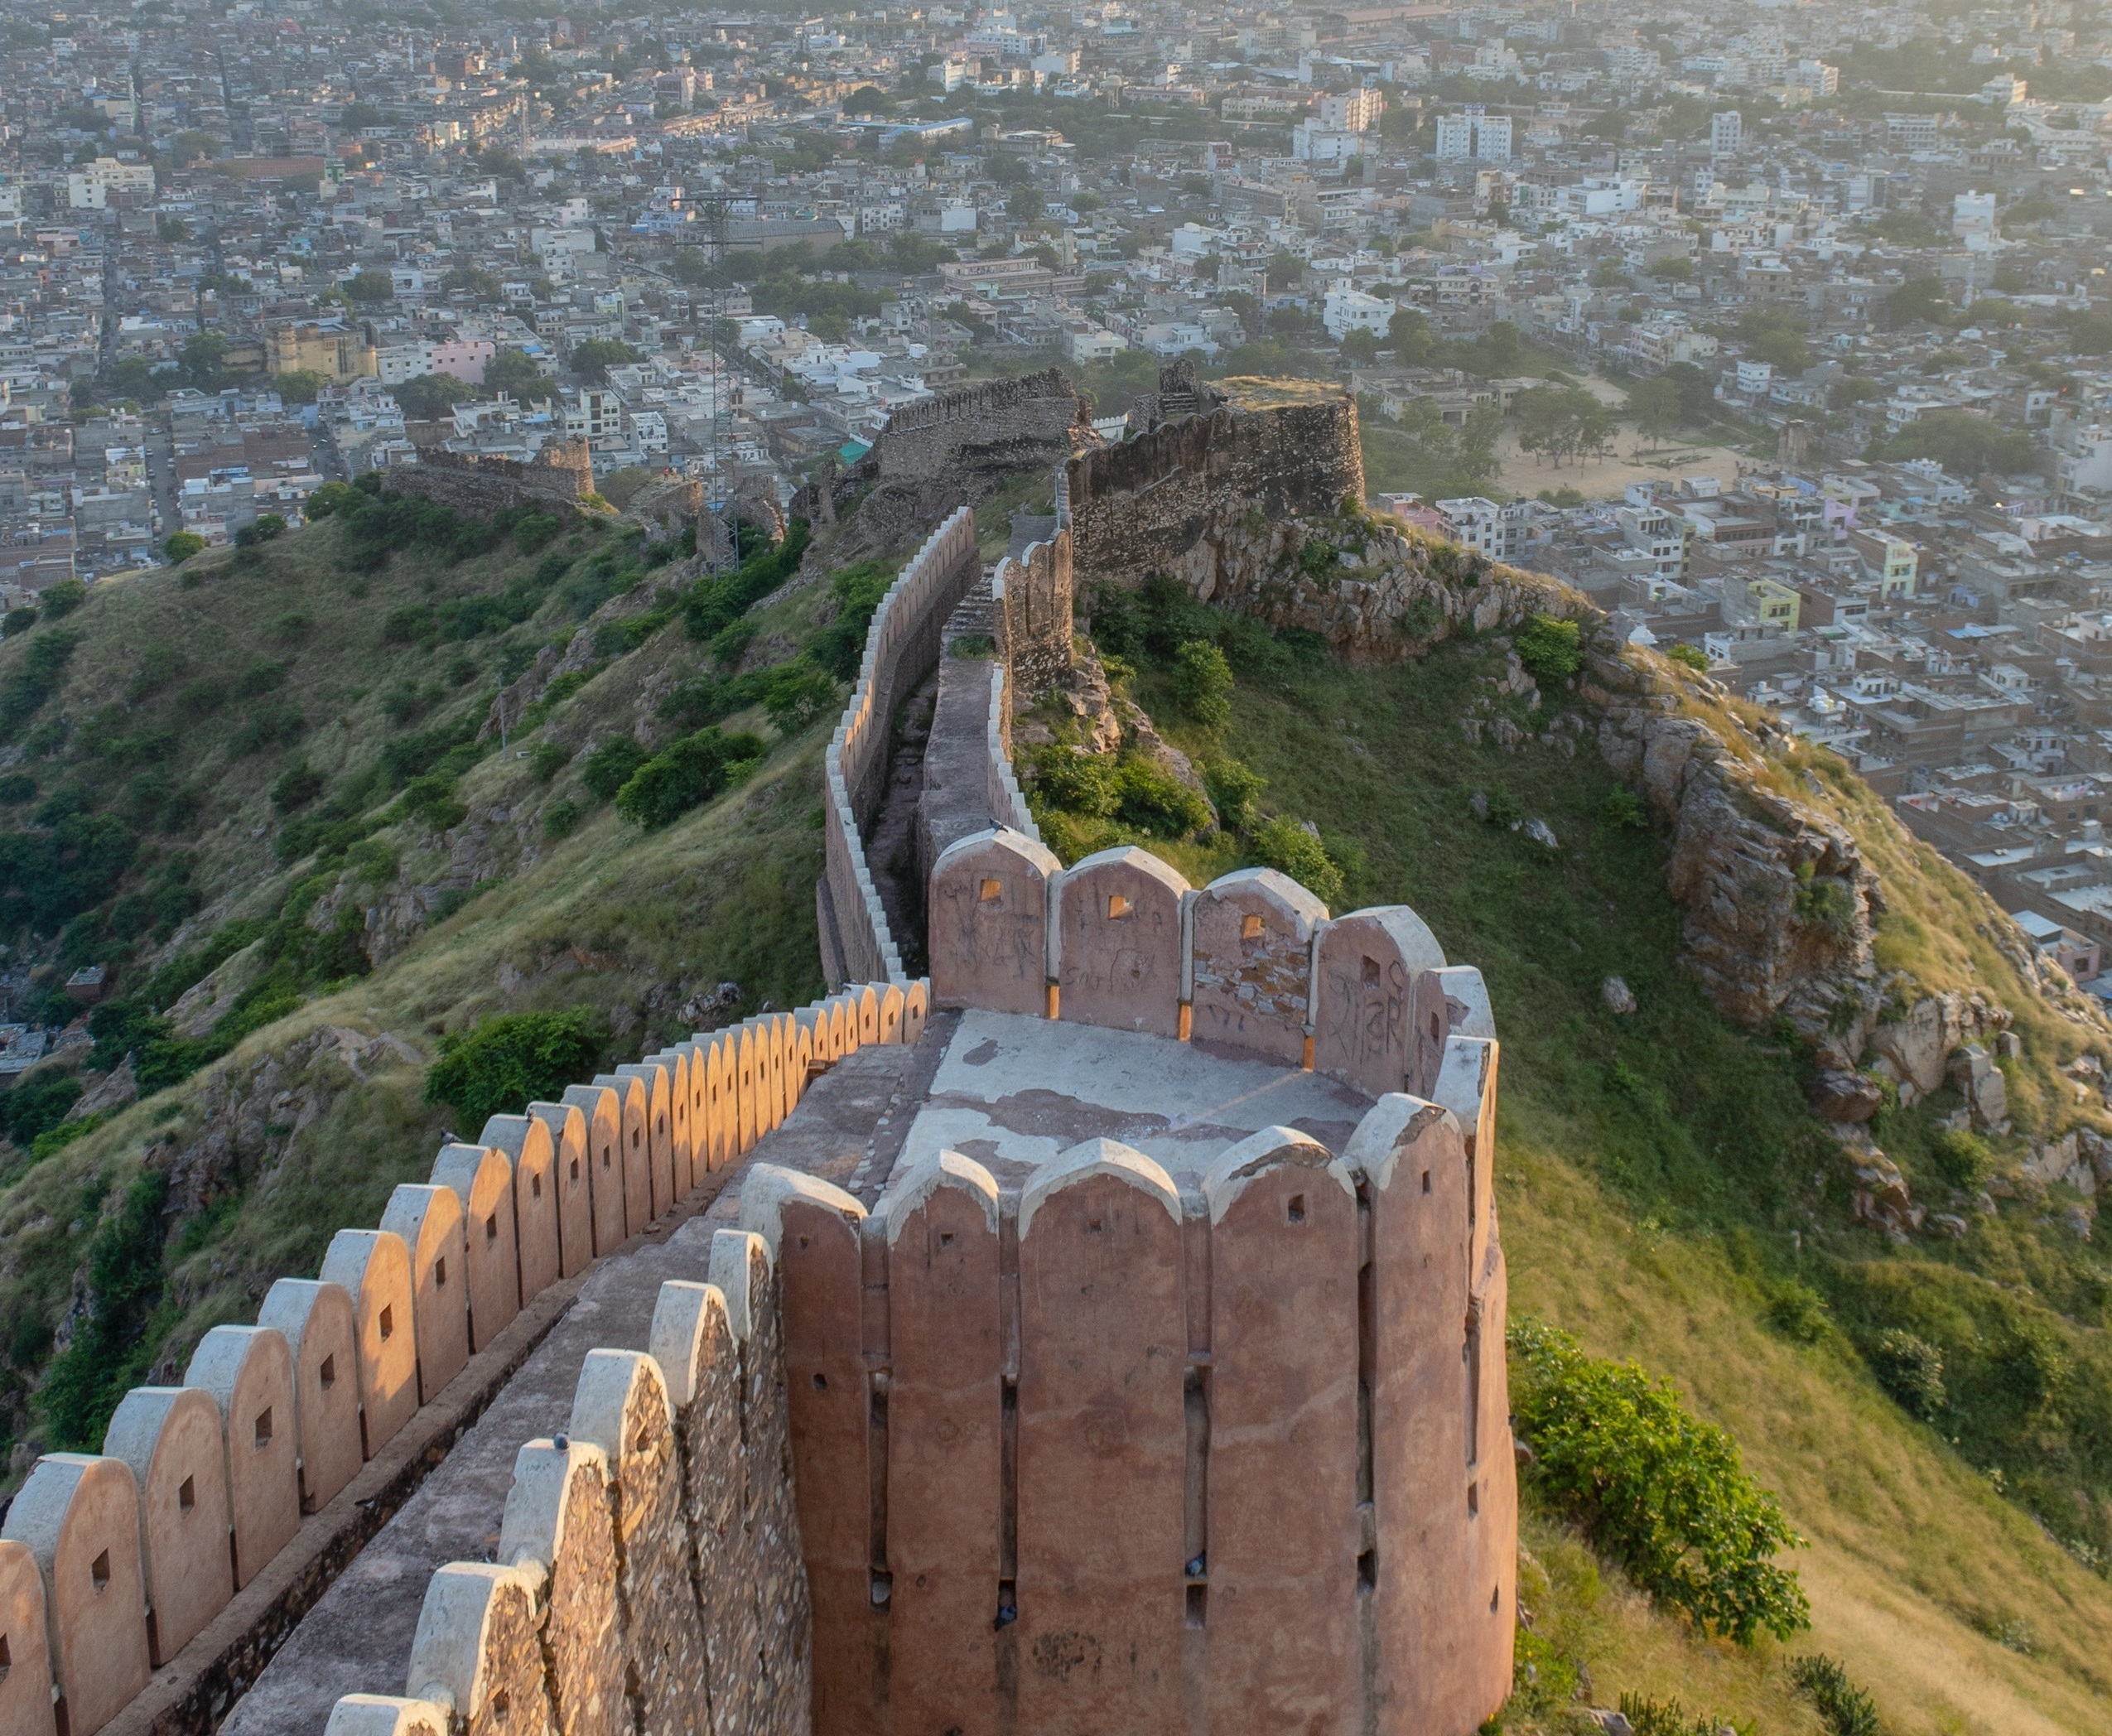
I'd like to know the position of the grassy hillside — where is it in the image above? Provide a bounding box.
[1032,586,2112,1734]
[0,492,842,1460]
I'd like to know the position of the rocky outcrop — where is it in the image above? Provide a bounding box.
[1170,510,1590,661]
[158,1023,426,1232]
[1864,989,2011,1102]
[1596,705,1882,1052]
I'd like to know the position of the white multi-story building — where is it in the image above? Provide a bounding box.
[66,157,154,209]
[1953,190,1998,244]
[1434,107,1511,162]
[1710,110,1743,157]
[1316,88,1385,132]
[1436,496,1529,560]
[1322,288,1396,340]
[1616,502,1685,581]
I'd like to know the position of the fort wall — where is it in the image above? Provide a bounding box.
[1063,393,1363,590]
[3,978,928,1736]
[758,1052,1513,1734]
[378,440,594,518]
[821,506,981,986]
[869,366,1091,485]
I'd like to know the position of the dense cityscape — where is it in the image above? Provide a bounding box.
[5,0,2112,1030]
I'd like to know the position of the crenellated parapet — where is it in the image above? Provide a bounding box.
[2,982,932,1736]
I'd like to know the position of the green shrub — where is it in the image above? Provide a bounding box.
[1665,641,1709,673]
[0,770,35,803]
[0,1071,82,1146]
[758,660,840,736]
[1480,786,1522,828]
[1870,1328,1946,1420]
[1111,756,1212,837]
[1171,638,1234,727]
[425,1008,606,1129]
[1601,787,1649,829]
[581,735,650,801]
[1027,746,1118,819]
[161,531,206,563]
[543,798,581,839]
[528,740,571,782]
[1203,758,1264,833]
[1250,815,1344,904]
[1767,1280,1832,1343]
[1508,1317,1810,1643]
[1930,1126,1992,1190]
[1515,612,1584,686]
[1792,865,1858,938]
[39,1170,171,1449]
[1789,1653,1883,1736]
[3,605,35,635]
[613,728,764,828]
[1618,1691,1723,1736]
[0,628,79,736]
[271,760,326,813]
[39,579,87,620]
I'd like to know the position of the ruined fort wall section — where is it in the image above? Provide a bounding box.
[1064,395,1363,591]
[870,366,1090,484]
[12,978,928,1736]
[378,440,595,518]
[822,507,982,986]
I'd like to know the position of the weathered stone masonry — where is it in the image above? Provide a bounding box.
[1064,392,1364,591]
[379,441,595,518]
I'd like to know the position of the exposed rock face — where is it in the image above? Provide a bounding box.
[1811,1068,1883,1123]
[1865,991,2010,1102]
[159,1024,426,1232]
[1950,1044,2011,1135]
[65,1054,137,1121]
[1164,512,1584,661]
[1596,706,1882,1051]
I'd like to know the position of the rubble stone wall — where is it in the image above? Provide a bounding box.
[871,367,1090,485]
[1064,396,1363,590]
[379,441,594,517]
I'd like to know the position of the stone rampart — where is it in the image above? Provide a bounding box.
[870,367,1091,485]
[4,979,928,1736]
[821,507,981,986]
[755,1051,1515,1734]
[1064,394,1363,590]
[378,441,594,518]
[991,521,1073,697]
